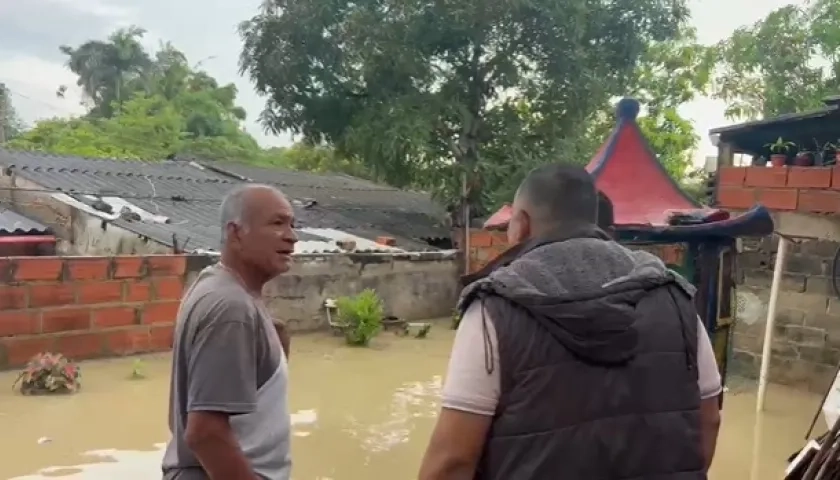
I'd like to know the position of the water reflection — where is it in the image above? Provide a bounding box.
[0,326,825,479]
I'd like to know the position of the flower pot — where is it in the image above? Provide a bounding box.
[770,154,787,167]
[795,152,814,166]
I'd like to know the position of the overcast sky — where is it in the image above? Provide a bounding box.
[0,0,808,162]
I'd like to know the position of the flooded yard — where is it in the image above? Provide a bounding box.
[0,323,825,479]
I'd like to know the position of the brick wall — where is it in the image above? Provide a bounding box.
[732,236,840,391]
[467,229,685,274]
[717,166,840,213]
[0,255,190,369]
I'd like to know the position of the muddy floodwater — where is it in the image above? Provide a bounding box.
[0,323,825,479]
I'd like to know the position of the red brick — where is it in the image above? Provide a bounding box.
[146,255,186,277]
[92,307,137,329]
[470,231,493,247]
[0,286,27,310]
[1,337,57,367]
[150,325,175,350]
[55,332,105,360]
[718,167,747,186]
[832,168,840,190]
[29,283,75,308]
[755,188,799,210]
[744,167,788,188]
[787,167,832,188]
[66,257,110,281]
[124,281,151,302]
[13,257,63,281]
[113,257,145,279]
[490,232,509,246]
[375,236,396,246]
[0,311,38,336]
[76,281,123,305]
[142,301,180,324]
[41,308,91,333]
[798,190,840,214]
[152,277,185,300]
[716,186,755,209]
[104,327,150,354]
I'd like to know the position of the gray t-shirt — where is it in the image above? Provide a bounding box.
[162,264,285,480]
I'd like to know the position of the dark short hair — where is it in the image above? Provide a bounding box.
[517,164,598,226]
[597,190,614,229]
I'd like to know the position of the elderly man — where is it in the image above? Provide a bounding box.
[419,165,721,479]
[162,184,298,480]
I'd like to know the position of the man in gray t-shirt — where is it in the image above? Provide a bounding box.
[162,184,297,480]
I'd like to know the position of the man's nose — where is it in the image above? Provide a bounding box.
[286,229,298,243]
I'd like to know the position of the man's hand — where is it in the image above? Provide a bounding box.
[700,395,721,471]
[418,408,492,480]
[274,322,290,359]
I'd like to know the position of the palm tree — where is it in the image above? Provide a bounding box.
[59,25,152,118]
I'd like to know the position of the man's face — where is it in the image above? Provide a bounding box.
[228,189,298,277]
[506,197,532,245]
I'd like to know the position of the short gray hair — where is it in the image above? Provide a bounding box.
[219,184,282,245]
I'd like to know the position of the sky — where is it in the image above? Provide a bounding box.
[0,0,808,165]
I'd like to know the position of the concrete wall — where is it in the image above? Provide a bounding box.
[0,251,459,369]
[718,165,840,392]
[267,252,460,331]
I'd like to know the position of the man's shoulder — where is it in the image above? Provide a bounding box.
[179,270,259,329]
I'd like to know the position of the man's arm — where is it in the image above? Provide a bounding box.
[419,303,500,480]
[696,316,722,471]
[184,302,261,480]
[274,322,290,359]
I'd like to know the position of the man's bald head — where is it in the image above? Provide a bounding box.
[220,184,287,244]
[507,164,598,243]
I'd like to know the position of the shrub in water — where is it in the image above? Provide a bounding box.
[14,352,81,395]
[337,289,384,346]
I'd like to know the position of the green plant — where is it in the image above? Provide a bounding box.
[415,323,432,338]
[336,289,384,347]
[13,352,81,395]
[130,359,146,380]
[765,137,796,154]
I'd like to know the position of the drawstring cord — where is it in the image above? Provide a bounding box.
[480,298,496,375]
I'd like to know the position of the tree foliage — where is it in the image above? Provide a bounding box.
[0,86,25,141]
[239,0,698,212]
[713,0,840,120]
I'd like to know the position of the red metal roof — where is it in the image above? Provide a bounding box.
[586,98,700,226]
[484,98,701,229]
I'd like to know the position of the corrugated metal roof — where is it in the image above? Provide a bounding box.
[0,149,441,253]
[0,208,52,236]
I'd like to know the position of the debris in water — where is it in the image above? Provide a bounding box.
[37,437,52,445]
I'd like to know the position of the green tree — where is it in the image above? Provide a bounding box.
[60,26,152,118]
[0,85,25,142]
[712,2,839,120]
[239,0,691,213]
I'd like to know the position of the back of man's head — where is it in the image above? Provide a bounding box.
[510,164,598,240]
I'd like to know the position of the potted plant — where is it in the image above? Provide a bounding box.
[765,137,796,167]
[823,141,838,166]
[751,155,768,167]
[795,149,815,166]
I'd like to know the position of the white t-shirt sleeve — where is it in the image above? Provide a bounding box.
[696,315,723,400]
[440,302,501,416]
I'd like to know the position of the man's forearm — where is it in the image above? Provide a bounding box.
[419,456,477,480]
[275,322,290,359]
[188,430,258,480]
[700,397,721,470]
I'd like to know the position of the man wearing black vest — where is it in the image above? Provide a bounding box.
[419,165,722,479]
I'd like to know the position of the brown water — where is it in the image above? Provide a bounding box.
[0,324,824,479]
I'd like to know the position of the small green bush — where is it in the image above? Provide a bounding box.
[337,289,384,346]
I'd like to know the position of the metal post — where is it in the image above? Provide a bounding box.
[756,236,788,412]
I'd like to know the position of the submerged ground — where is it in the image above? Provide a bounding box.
[0,324,824,479]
